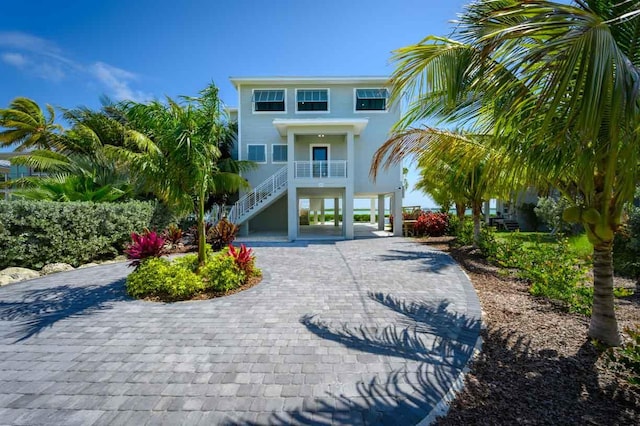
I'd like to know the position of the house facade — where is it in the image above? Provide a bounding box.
[227,76,403,241]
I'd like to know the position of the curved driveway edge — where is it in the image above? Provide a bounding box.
[0,237,481,425]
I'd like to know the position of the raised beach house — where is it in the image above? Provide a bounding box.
[227,76,403,241]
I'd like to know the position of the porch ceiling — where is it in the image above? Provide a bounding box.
[297,187,345,198]
[272,118,368,137]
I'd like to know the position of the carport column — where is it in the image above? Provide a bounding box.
[320,199,325,224]
[370,198,376,223]
[484,200,491,224]
[392,189,403,237]
[334,198,339,226]
[378,194,385,231]
[345,131,355,239]
[287,130,297,241]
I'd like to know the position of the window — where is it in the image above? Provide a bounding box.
[296,89,328,112]
[272,144,288,163]
[247,145,266,163]
[252,90,285,112]
[355,88,388,111]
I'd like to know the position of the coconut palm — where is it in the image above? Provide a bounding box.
[374,0,640,346]
[0,97,63,151]
[119,84,249,267]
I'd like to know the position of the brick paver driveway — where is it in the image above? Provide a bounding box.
[0,237,481,425]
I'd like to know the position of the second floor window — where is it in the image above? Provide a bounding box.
[355,88,388,111]
[297,89,328,112]
[253,90,285,112]
[272,144,288,162]
[247,145,266,163]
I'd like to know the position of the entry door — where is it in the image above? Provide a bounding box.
[312,146,328,177]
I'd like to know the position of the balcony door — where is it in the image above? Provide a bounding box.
[311,145,329,178]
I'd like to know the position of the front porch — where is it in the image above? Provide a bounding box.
[236,222,393,243]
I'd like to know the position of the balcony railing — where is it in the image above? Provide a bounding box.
[294,160,347,179]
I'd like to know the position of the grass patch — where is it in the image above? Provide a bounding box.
[495,231,592,261]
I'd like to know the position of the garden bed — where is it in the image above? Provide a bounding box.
[421,237,640,425]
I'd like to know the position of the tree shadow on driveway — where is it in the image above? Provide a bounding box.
[242,293,481,425]
[0,280,128,342]
[376,249,457,274]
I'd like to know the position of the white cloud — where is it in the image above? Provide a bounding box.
[0,31,150,99]
[90,62,151,102]
[1,52,27,68]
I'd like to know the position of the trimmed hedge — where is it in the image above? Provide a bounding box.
[0,200,157,269]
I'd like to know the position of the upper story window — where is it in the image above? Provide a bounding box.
[272,144,288,163]
[355,88,388,111]
[252,90,285,112]
[247,144,267,163]
[296,89,328,112]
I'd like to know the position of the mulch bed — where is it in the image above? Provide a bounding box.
[420,237,640,425]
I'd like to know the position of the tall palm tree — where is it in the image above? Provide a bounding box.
[119,84,249,266]
[0,97,63,151]
[374,0,640,346]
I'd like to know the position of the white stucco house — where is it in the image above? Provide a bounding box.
[226,76,404,241]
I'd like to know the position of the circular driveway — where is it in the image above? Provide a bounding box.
[0,237,481,425]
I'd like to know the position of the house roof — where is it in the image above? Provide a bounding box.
[229,76,390,89]
[0,159,10,171]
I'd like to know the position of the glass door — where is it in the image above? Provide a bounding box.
[312,146,328,177]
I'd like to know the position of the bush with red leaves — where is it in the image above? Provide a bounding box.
[414,212,449,237]
[124,230,166,268]
[227,243,255,276]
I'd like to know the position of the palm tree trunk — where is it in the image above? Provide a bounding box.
[456,202,466,222]
[589,243,622,346]
[197,195,206,268]
[472,201,482,245]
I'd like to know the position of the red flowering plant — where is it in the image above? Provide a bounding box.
[162,224,184,248]
[413,212,449,237]
[227,243,255,276]
[124,229,166,268]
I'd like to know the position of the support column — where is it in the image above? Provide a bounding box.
[320,199,325,224]
[287,131,297,241]
[239,222,249,237]
[334,198,339,227]
[370,198,376,223]
[345,131,355,239]
[484,200,491,225]
[378,194,385,231]
[392,189,403,237]
[344,188,354,239]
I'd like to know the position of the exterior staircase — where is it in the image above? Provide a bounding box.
[228,166,288,225]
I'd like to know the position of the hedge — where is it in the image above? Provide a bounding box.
[0,200,162,269]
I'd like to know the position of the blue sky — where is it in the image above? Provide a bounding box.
[0,0,470,207]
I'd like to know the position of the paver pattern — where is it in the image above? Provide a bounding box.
[0,237,481,425]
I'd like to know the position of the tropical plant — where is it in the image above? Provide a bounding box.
[162,224,184,247]
[117,84,249,267]
[413,211,449,237]
[0,97,63,151]
[207,218,239,250]
[124,230,166,268]
[227,243,255,276]
[371,0,640,346]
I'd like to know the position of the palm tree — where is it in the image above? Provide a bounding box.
[120,84,249,267]
[372,128,512,244]
[374,0,640,346]
[0,97,63,151]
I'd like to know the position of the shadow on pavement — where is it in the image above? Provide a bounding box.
[0,280,127,342]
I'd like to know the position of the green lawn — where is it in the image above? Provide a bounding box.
[495,231,592,260]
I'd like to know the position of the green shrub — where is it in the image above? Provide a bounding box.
[0,199,156,269]
[514,239,590,314]
[478,226,499,259]
[606,326,640,387]
[200,252,245,292]
[126,257,204,300]
[614,205,640,279]
[451,219,474,246]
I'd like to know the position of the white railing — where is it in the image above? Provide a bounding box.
[294,160,347,179]
[228,166,288,224]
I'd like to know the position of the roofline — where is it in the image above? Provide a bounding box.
[229,76,390,89]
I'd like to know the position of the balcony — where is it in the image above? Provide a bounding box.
[294,161,347,179]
